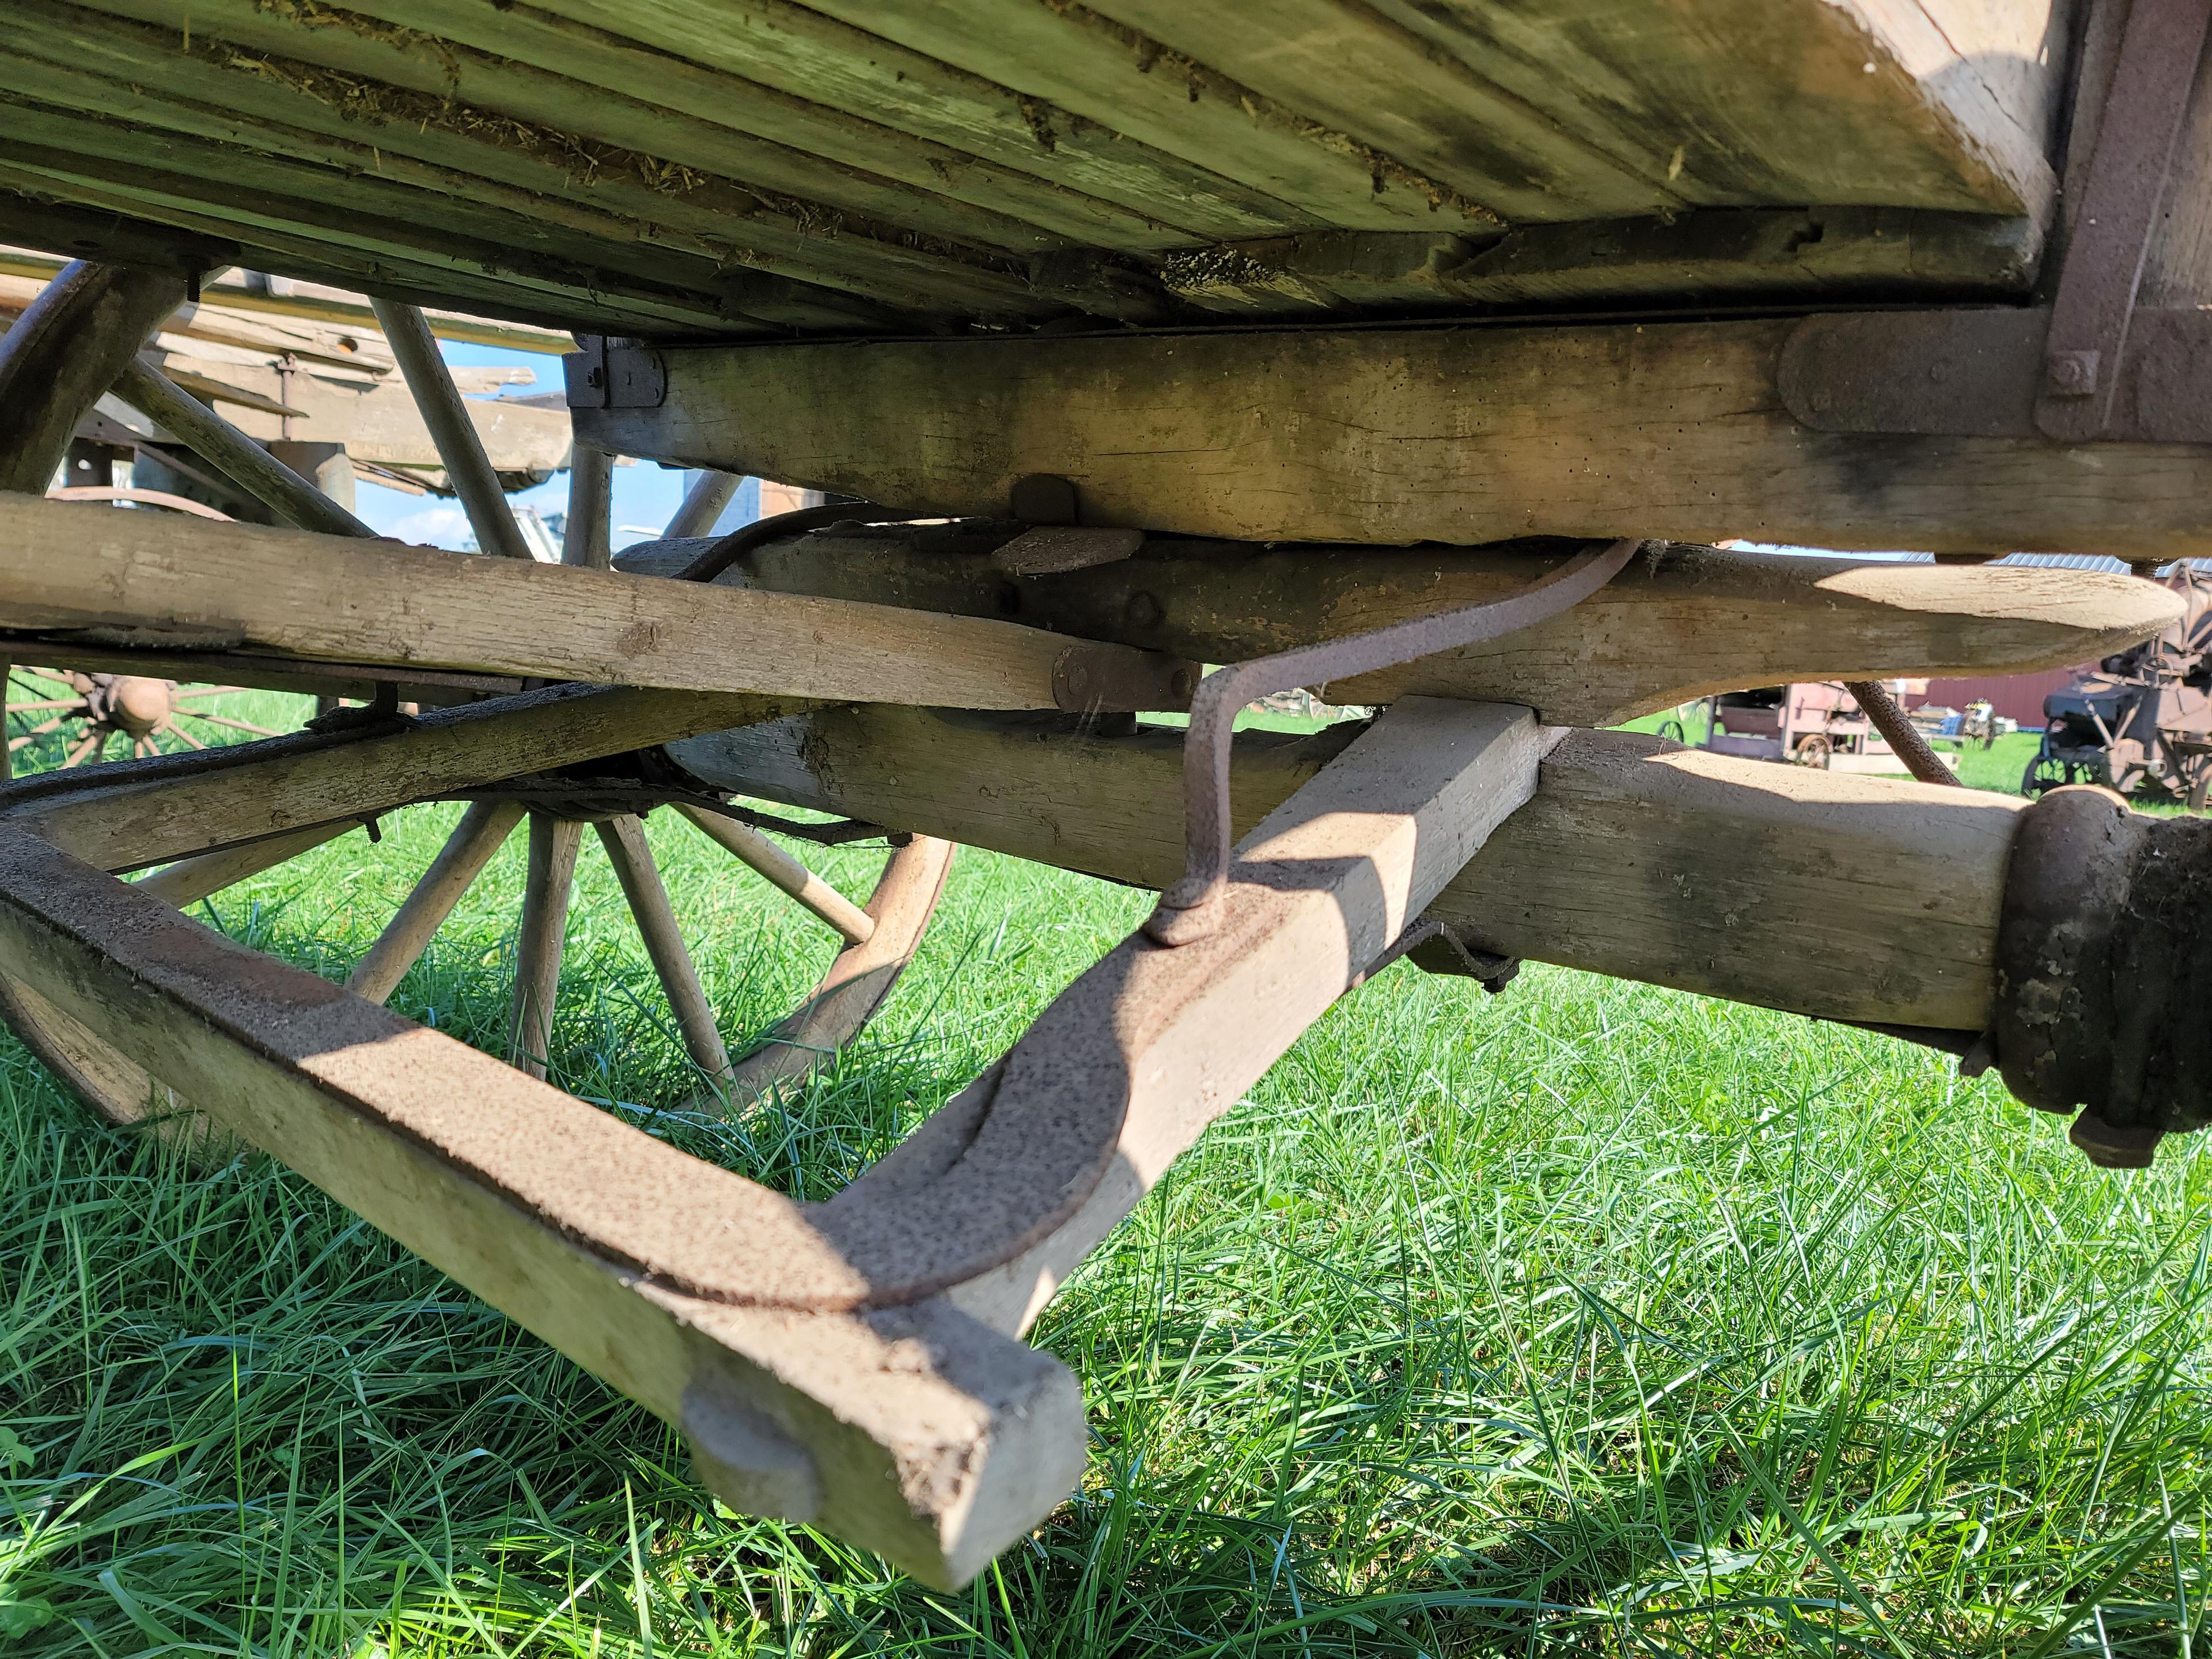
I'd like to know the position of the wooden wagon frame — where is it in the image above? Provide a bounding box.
[0,0,2210,1588]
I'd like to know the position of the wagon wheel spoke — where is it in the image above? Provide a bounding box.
[347,800,525,1006]
[9,716,71,750]
[185,713,283,738]
[168,686,248,699]
[5,700,81,713]
[59,732,105,768]
[137,821,361,911]
[727,834,956,1101]
[597,814,732,1084]
[509,812,582,1080]
[674,803,876,945]
[163,722,207,751]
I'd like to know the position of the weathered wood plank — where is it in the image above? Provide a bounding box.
[0,83,985,332]
[2,681,806,876]
[1295,0,2069,215]
[1080,0,1677,222]
[669,709,2020,1031]
[0,176,702,340]
[1160,210,2040,318]
[821,698,1544,1330]
[53,0,1073,255]
[0,138,754,337]
[588,321,2212,558]
[620,530,2180,727]
[0,826,1086,1589]
[324,0,1198,252]
[0,495,1185,717]
[598,0,1461,233]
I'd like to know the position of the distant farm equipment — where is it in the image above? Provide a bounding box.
[1681,681,1962,775]
[2025,567,2212,809]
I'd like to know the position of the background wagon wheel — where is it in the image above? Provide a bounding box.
[3,667,284,768]
[1793,733,1833,768]
[0,779,953,1131]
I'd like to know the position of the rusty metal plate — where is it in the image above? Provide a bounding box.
[1779,306,2212,444]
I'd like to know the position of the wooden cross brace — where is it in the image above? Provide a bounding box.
[0,694,1544,1586]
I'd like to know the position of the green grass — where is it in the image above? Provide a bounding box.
[3,696,2210,1656]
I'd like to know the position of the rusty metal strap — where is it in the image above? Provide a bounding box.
[2038,0,2212,440]
[1144,538,1642,944]
[1993,785,2212,1167]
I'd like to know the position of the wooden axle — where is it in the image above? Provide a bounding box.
[583,319,2212,559]
[671,709,2019,1033]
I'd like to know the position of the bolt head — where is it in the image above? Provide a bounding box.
[2047,349,2100,396]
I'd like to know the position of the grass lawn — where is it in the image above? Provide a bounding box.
[3,691,2209,1656]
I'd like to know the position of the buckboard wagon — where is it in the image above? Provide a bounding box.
[0,0,2209,1589]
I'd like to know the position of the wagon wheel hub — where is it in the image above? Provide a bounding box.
[103,676,173,737]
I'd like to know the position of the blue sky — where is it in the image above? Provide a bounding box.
[347,339,757,550]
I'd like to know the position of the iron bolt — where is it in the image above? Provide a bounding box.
[2047,349,2100,396]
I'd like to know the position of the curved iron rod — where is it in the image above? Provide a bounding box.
[1145,536,1645,945]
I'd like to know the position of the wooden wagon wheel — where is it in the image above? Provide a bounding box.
[0,778,952,1130]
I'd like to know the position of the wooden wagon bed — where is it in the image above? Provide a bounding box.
[0,1,2089,337]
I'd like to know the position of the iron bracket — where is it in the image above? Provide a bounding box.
[1782,0,2212,446]
[562,335,666,410]
[1781,305,2212,441]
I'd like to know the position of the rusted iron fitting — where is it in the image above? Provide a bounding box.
[1143,537,1643,947]
[1992,785,2212,1168]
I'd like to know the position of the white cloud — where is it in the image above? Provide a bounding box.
[388,503,474,550]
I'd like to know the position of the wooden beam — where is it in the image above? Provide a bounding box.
[620,531,2183,727]
[0,495,1189,714]
[0,680,807,876]
[815,698,1545,1319]
[586,319,2212,558]
[0,260,184,494]
[1160,210,2040,319]
[668,706,2021,1032]
[0,825,1086,1588]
